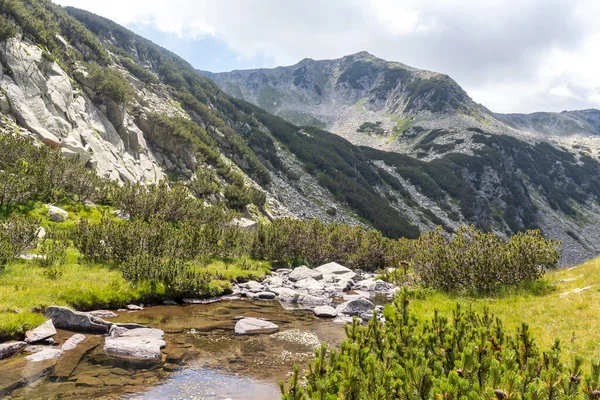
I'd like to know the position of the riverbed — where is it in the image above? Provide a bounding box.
[0,299,348,399]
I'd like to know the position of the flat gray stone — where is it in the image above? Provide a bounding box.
[25,320,56,344]
[313,306,338,318]
[104,328,166,361]
[248,291,276,300]
[289,266,323,282]
[25,348,63,362]
[234,318,279,335]
[0,341,26,360]
[126,304,143,310]
[45,306,111,334]
[335,298,375,317]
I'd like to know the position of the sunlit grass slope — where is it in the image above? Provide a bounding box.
[408,257,600,361]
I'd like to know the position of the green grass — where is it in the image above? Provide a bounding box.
[405,257,600,361]
[0,203,271,341]
[0,249,156,340]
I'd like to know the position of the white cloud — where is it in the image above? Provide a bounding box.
[54,0,600,113]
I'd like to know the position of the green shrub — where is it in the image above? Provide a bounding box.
[0,214,39,269]
[281,289,600,399]
[413,225,560,293]
[86,63,133,103]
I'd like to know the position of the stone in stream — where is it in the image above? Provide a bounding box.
[289,266,323,282]
[313,306,338,318]
[0,357,58,396]
[45,306,112,334]
[0,341,27,360]
[52,336,102,379]
[104,327,166,361]
[25,348,63,362]
[270,287,330,307]
[234,317,279,335]
[24,320,56,344]
[335,298,375,317]
[315,262,356,282]
[247,291,276,300]
[61,334,86,351]
[126,304,143,310]
[88,310,118,318]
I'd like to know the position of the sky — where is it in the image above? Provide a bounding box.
[54,0,600,114]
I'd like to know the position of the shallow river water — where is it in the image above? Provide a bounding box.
[0,299,348,399]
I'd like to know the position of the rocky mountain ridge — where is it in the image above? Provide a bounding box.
[0,2,599,265]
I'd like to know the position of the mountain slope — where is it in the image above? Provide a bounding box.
[204,53,600,265]
[494,109,600,137]
[1,2,600,264]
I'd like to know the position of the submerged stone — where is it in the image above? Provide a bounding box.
[234,317,279,335]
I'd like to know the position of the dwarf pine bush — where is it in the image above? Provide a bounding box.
[412,226,560,293]
[281,289,600,399]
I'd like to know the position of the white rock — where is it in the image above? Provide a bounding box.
[289,266,323,282]
[61,334,86,351]
[239,280,264,293]
[25,348,63,362]
[313,306,338,318]
[104,327,165,361]
[45,205,68,222]
[25,320,56,344]
[293,277,325,292]
[315,262,356,282]
[234,318,279,335]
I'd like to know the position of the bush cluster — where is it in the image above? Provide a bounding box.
[281,290,600,399]
[412,226,560,293]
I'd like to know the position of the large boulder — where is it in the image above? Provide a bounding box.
[0,341,26,360]
[234,318,279,335]
[24,320,56,344]
[289,266,323,282]
[45,205,68,222]
[335,298,375,317]
[315,262,356,282]
[45,306,112,334]
[103,327,166,361]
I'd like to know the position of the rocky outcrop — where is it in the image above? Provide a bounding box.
[234,317,279,335]
[45,306,112,334]
[0,36,166,183]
